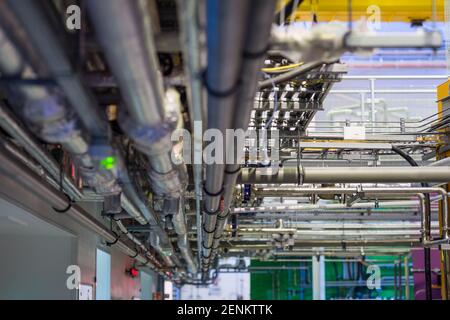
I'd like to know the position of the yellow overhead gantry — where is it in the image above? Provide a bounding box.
[276,0,445,24]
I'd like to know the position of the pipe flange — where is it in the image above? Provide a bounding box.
[201,70,241,98]
[213,233,223,241]
[202,240,214,250]
[202,223,216,234]
[216,212,229,221]
[79,166,122,195]
[203,184,224,198]
[202,251,212,259]
[120,112,177,156]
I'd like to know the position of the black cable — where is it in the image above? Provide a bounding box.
[52,192,73,213]
[391,145,433,300]
[52,151,74,213]
[105,231,120,247]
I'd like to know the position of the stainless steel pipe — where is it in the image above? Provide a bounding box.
[210,0,277,268]
[239,166,450,184]
[200,0,252,271]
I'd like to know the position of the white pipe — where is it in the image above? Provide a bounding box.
[233,200,420,214]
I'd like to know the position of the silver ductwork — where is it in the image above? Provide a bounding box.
[86,0,186,200]
[176,0,206,268]
[0,103,82,201]
[178,234,198,274]
[1,1,178,268]
[0,23,121,197]
[163,198,198,274]
[86,0,192,271]
[208,0,277,268]
[200,0,252,273]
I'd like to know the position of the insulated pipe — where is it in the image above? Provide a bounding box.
[201,0,251,267]
[178,234,198,274]
[86,1,185,262]
[177,0,206,266]
[5,0,107,137]
[0,103,82,200]
[0,3,175,262]
[0,22,121,197]
[87,0,165,127]
[0,110,163,259]
[163,198,198,273]
[210,0,278,266]
[87,0,186,198]
[0,21,156,231]
[238,166,450,184]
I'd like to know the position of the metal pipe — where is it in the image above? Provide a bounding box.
[178,234,198,274]
[238,166,450,184]
[201,0,251,270]
[176,0,206,267]
[88,0,165,127]
[429,157,450,167]
[233,200,420,214]
[86,1,186,265]
[226,241,421,250]
[163,198,198,273]
[209,0,277,268]
[391,144,433,300]
[0,3,175,263]
[5,0,107,137]
[0,103,82,200]
[0,19,121,197]
[87,0,186,197]
[238,221,437,229]
[254,186,448,243]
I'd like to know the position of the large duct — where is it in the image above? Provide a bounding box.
[164,198,198,273]
[86,0,191,270]
[238,166,450,184]
[1,1,177,266]
[86,0,187,199]
[201,0,251,267]
[208,0,277,268]
[0,20,120,197]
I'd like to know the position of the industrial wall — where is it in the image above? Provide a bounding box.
[0,234,76,299]
[0,169,152,300]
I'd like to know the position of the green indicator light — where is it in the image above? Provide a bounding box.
[100,156,117,170]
